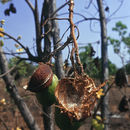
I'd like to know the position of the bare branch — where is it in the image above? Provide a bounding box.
[51,1,70,17]
[42,37,72,61]
[74,12,99,20]
[3,52,26,56]
[0,117,9,130]
[58,12,99,26]
[85,0,93,9]
[41,1,69,27]
[0,31,27,50]
[0,59,22,78]
[0,31,40,62]
[42,17,69,28]
[25,0,35,12]
[107,15,130,22]
[108,0,124,19]
[0,31,33,55]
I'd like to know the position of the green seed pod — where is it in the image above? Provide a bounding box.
[36,74,59,106]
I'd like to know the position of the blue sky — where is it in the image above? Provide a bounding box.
[0,0,130,68]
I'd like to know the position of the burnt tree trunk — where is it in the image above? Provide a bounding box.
[0,46,40,130]
[51,0,65,79]
[43,0,52,59]
[42,0,55,130]
[96,0,109,130]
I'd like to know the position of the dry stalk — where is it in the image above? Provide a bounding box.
[69,0,84,74]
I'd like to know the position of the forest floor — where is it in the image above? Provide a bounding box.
[0,76,130,130]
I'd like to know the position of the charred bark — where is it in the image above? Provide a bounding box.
[96,0,109,130]
[51,0,65,79]
[42,0,52,61]
[41,1,55,130]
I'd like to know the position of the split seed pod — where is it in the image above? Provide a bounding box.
[27,63,53,92]
[55,74,104,121]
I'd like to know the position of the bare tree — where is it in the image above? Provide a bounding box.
[96,0,109,130]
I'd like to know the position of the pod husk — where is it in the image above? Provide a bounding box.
[27,63,53,92]
[55,74,103,120]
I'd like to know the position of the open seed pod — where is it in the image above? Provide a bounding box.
[27,63,53,92]
[55,74,104,121]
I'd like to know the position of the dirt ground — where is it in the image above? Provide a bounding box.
[0,77,130,130]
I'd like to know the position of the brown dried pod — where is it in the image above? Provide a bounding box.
[55,74,104,121]
[115,68,127,88]
[27,63,53,92]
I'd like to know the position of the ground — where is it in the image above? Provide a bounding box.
[0,77,130,130]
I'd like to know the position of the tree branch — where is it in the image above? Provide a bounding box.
[0,59,22,78]
[50,1,70,17]
[0,46,40,130]
[0,31,40,62]
[108,0,124,19]
[0,31,26,50]
[34,0,42,57]
[25,0,35,12]
[42,36,72,62]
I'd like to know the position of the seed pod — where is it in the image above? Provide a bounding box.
[27,63,53,92]
[115,68,127,88]
[55,74,103,121]
[36,74,59,106]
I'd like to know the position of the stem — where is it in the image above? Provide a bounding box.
[69,0,84,74]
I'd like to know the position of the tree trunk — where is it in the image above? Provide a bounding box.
[42,106,55,130]
[96,0,109,130]
[0,46,40,130]
[51,0,65,79]
[42,0,55,130]
[43,0,52,60]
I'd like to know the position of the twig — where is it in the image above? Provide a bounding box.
[108,0,124,19]
[107,15,130,21]
[53,26,70,45]
[25,0,35,12]
[0,31,26,50]
[0,117,9,130]
[51,1,70,17]
[3,52,26,56]
[0,59,22,78]
[42,17,69,28]
[85,0,93,9]
[42,36,72,61]
[0,31,38,62]
[74,12,99,21]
